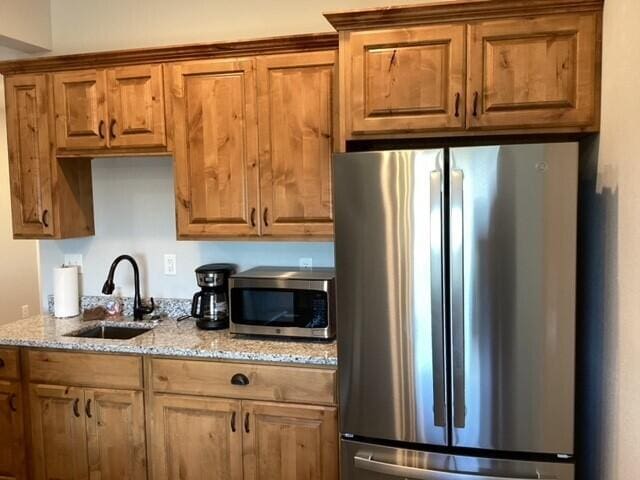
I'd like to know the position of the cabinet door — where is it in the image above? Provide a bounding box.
[4,74,55,238]
[467,12,599,130]
[0,381,26,480]
[29,385,88,480]
[167,59,260,238]
[151,394,242,480]
[53,69,108,150]
[85,389,146,480]
[107,64,166,149]
[346,24,465,136]
[257,51,335,238]
[242,401,338,480]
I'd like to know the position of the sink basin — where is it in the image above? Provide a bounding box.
[66,325,153,340]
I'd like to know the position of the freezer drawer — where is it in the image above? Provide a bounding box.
[342,439,574,480]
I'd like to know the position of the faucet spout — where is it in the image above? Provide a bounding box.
[102,255,154,320]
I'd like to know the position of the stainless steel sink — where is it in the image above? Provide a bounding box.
[66,325,153,340]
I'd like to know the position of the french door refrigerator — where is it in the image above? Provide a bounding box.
[334,143,578,480]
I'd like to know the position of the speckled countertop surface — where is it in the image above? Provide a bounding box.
[0,315,337,366]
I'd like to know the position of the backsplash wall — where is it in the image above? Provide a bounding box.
[38,156,334,311]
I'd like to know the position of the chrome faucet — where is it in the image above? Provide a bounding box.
[101,255,155,320]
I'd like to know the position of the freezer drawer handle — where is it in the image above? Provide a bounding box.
[354,453,553,480]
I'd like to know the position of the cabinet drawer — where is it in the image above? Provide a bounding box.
[151,358,337,405]
[27,350,143,390]
[0,348,20,380]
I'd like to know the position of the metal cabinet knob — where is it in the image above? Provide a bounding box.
[231,373,250,386]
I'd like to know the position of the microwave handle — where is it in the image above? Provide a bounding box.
[191,291,203,318]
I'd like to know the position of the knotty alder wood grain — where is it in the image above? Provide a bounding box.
[467,12,600,130]
[29,384,89,480]
[151,358,337,405]
[257,51,336,237]
[151,395,243,480]
[0,348,20,380]
[85,388,147,479]
[107,64,166,148]
[4,75,55,238]
[54,69,108,150]
[346,24,466,137]
[242,401,338,480]
[167,59,260,238]
[0,381,26,480]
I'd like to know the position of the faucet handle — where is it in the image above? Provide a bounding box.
[143,297,155,315]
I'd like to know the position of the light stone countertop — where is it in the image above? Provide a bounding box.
[0,315,337,366]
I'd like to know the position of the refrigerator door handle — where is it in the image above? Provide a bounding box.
[354,453,552,480]
[450,168,466,428]
[430,170,447,428]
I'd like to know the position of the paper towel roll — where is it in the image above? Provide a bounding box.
[53,266,79,318]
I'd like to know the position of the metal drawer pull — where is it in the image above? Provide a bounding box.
[73,398,80,417]
[231,411,237,432]
[98,120,105,139]
[454,92,461,117]
[263,207,269,227]
[472,91,479,117]
[85,399,92,418]
[42,209,49,228]
[231,373,250,386]
[9,394,17,412]
[244,412,250,433]
[354,454,553,480]
[250,208,256,227]
[110,119,117,139]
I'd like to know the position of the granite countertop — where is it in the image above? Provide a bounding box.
[0,315,337,366]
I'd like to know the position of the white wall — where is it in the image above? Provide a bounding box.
[0,0,52,52]
[582,0,640,478]
[0,79,41,323]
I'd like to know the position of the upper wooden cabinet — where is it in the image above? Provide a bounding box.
[4,74,94,239]
[467,12,599,130]
[54,65,166,152]
[346,24,465,136]
[257,51,336,238]
[167,58,260,238]
[325,0,603,144]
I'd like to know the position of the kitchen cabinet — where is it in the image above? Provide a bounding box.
[4,75,94,239]
[151,395,243,480]
[242,401,338,480]
[0,380,26,480]
[29,384,89,480]
[325,0,603,144]
[167,58,260,238]
[149,357,339,480]
[257,51,336,238]
[29,385,146,480]
[25,351,146,480]
[467,12,599,130]
[345,24,465,136]
[54,65,166,152]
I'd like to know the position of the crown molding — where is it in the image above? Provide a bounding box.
[0,32,338,75]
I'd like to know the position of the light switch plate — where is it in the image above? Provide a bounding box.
[164,254,177,275]
[64,254,83,274]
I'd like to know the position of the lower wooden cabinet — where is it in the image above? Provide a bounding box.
[0,381,26,480]
[242,401,338,480]
[151,395,243,480]
[29,384,146,480]
[151,394,338,480]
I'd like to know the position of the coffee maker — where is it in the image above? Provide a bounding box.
[191,263,235,330]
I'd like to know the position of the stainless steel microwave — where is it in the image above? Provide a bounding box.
[229,267,335,339]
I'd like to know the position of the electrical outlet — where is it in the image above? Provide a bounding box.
[299,257,313,269]
[164,254,177,275]
[21,305,30,318]
[64,254,83,274]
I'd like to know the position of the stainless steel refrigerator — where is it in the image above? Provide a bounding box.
[334,143,578,480]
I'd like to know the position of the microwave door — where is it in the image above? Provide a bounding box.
[449,144,577,454]
[334,149,447,446]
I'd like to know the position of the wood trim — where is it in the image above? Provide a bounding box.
[323,0,604,31]
[0,348,20,380]
[0,33,339,75]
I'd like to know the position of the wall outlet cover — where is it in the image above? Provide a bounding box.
[21,305,30,318]
[299,257,313,269]
[164,254,177,275]
[64,254,83,274]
